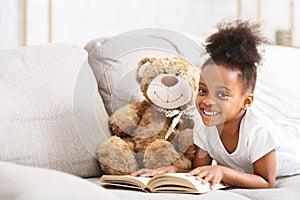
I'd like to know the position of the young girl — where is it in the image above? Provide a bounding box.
[131,20,300,189]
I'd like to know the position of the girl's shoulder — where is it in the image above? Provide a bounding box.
[241,107,277,134]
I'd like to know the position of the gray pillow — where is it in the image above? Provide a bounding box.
[85,29,206,116]
[0,44,111,177]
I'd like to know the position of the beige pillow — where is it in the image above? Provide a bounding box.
[85,29,205,116]
[0,44,111,178]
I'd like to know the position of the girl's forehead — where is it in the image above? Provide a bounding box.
[200,64,242,90]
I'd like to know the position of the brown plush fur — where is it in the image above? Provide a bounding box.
[98,56,200,175]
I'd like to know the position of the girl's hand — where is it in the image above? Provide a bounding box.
[187,165,223,189]
[130,165,179,177]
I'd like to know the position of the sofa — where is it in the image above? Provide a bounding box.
[1,29,300,200]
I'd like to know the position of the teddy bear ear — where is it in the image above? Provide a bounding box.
[136,57,156,84]
[138,57,156,67]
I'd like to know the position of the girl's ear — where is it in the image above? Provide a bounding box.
[243,94,254,110]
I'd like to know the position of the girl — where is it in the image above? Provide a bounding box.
[131,20,300,189]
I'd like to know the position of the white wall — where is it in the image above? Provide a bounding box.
[52,0,237,46]
[0,0,299,49]
[0,0,23,48]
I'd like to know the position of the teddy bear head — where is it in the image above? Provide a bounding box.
[136,56,200,110]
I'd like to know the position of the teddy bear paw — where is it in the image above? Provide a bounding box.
[98,136,138,175]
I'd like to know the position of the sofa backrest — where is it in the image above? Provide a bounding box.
[0,44,111,178]
[253,45,300,122]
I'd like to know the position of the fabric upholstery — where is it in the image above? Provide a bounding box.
[0,44,110,177]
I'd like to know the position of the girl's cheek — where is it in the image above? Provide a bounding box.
[195,96,201,105]
[195,97,202,111]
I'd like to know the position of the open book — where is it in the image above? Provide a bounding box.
[99,173,227,194]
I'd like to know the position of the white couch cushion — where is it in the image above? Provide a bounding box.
[0,44,111,177]
[0,161,119,200]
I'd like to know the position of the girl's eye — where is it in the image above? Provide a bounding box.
[217,92,228,98]
[198,88,207,95]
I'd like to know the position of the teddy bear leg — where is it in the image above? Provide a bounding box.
[97,136,138,175]
[143,139,191,170]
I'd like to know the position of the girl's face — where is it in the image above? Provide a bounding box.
[196,64,252,127]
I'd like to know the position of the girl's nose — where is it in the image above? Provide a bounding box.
[161,76,178,87]
[202,97,216,106]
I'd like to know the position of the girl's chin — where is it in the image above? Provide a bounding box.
[202,120,216,126]
[202,120,224,128]
[200,116,224,127]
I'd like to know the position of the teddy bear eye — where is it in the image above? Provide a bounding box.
[163,71,169,74]
[175,72,180,76]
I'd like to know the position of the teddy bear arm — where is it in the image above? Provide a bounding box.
[173,128,195,160]
[109,101,145,137]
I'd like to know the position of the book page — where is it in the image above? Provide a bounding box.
[100,175,151,189]
[147,173,226,193]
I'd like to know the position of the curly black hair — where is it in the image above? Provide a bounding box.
[203,20,268,93]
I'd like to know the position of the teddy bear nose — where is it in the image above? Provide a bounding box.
[161,76,178,87]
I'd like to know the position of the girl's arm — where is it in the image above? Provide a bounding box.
[193,146,212,168]
[189,149,277,189]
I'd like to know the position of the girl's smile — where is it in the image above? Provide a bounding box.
[202,109,221,117]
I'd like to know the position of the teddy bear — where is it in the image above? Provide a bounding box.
[97,56,200,175]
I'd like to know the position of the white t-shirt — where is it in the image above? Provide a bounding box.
[193,107,300,177]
